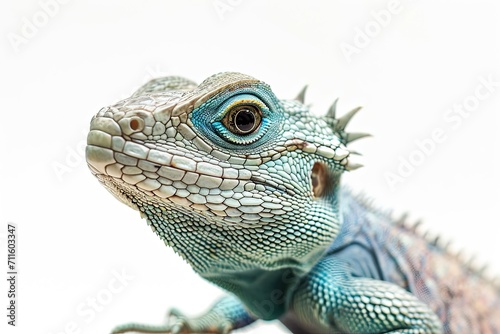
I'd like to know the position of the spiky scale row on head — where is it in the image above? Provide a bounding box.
[326,101,371,144]
[294,86,369,171]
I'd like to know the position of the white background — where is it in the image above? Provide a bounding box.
[1,1,499,333]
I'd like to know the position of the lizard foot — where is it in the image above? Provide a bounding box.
[111,307,233,334]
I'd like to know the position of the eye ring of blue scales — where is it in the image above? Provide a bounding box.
[86,72,369,274]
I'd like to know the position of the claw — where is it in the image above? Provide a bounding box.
[170,321,183,334]
[218,321,232,334]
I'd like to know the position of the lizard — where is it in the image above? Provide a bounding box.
[86,72,500,333]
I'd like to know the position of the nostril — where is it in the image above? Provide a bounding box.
[119,117,144,135]
[130,119,140,131]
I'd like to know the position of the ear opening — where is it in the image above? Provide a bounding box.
[311,162,335,199]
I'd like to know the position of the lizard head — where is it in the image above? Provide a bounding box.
[86,72,367,276]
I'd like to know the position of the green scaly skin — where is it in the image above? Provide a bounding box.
[86,73,500,333]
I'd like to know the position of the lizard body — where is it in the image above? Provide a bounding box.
[86,72,500,333]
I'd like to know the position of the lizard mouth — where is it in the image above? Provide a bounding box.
[250,176,295,196]
[86,111,305,228]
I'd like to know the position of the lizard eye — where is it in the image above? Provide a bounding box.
[221,105,262,135]
[211,94,271,145]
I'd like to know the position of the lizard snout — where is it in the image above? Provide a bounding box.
[86,114,122,175]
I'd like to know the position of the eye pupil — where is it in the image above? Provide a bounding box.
[221,105,262,136]
[220,103,263,138]
[234,108,256,133]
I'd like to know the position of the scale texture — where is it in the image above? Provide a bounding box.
[86,72,500,334]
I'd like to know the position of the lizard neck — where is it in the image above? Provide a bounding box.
[202,266,306,320]
[198,192,342,321]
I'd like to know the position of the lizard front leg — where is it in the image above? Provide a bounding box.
[112,294,256,334]
[292,257,443,334]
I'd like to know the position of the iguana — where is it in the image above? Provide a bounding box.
[85,72,500,333]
